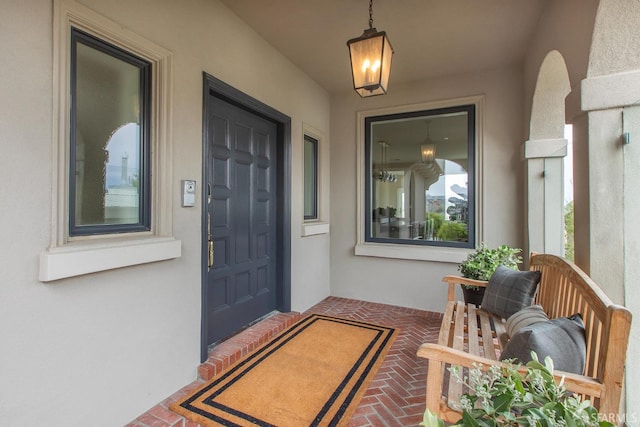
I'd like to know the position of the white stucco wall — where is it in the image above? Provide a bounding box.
[0,0,330,425]
[329,66,525,313]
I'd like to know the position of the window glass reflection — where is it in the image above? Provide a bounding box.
[303,135,318,220]
[367,105,474,247]
[70,28,150,235]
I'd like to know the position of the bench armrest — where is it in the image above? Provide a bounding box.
[416,343,603,398]
[442,275,488,301]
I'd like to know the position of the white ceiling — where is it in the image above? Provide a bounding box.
[219,0,548,95]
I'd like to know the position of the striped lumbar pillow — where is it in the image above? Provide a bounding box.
[506,304,548,337]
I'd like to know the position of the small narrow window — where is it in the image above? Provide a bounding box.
[69,28,151,236]
[304,135,318,220]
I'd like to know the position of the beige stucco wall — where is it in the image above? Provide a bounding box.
[329,66,525,313]
[523,0,598,129]
[588,0,640,78]
[0,0,330,424]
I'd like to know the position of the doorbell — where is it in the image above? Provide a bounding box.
[181,180,196,207]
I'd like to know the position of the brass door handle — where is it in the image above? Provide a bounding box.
[207,211,214,268]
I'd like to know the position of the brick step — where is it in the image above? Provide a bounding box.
[197,311,301,380]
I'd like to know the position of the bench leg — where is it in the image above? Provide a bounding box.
[426,358,444,413]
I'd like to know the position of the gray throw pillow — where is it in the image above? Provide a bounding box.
[481,265,541,319]
[499,314,586,375]
[506,304,548,337]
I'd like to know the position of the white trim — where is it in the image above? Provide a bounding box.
[40,237,181,282]
[582,70,640,111]
[354,243,471,263]
[42,0,178,281]
[524,138,568,159]
[302,222,330,237]
[355,95,485,261]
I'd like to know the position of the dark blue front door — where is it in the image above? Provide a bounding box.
[204,93,278,347]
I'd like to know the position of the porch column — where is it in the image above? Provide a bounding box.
[583,0,640,413]
[524,138,567,256]
[580,69,640,414]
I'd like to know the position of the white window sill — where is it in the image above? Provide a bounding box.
[355,242,472,263]
[302,222,330,237]
[39,236,182,282]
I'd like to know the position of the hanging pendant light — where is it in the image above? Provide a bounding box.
[421,121,436,162]
[375,141,397,182]
[347,0,394,97]
[421,144,436,163]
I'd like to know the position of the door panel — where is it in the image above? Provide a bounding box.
[204,94,278,346]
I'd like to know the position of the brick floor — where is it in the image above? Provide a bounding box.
[197,311,302,381]
[126,297,443,427]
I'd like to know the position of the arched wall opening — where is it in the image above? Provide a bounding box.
[525,50,571,257]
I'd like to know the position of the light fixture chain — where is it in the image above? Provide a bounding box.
[368,0,374,29]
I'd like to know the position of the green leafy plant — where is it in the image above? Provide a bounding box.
[436,222,468,241]
[420,353,613,427]
[458,243,522,290]
[564,201,575,261]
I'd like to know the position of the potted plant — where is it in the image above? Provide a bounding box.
[458,243,522,305]
[420,354,614,427]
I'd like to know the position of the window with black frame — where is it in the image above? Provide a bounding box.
[303,134,318,220]
[69,28,151,236]
[365,105,475,248]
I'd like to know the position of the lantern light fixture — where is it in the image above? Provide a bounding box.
[347,0,394,97]
[375,141,397,182]
[421,121,436,162]
[421,144,436,163]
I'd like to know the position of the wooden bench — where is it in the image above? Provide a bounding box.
[417,253,632,422]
